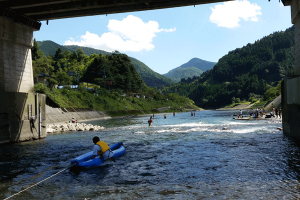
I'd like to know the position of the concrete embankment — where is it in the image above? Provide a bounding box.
[264,95,281,111]
[46,105,111,124]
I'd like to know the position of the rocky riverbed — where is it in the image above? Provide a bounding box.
[46,123,105,133]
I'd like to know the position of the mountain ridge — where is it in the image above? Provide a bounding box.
[163,58,216,82]
[161,26,294,109]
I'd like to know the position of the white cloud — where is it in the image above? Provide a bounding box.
[209,0,262,28]
[64,15,175,52]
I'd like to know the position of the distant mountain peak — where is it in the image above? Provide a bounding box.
[163,58,216,82]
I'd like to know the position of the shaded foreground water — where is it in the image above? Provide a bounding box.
[1,110,300,199]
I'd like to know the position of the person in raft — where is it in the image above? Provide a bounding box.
[148,116,153,126]
[72,117,76,123]
[91,136,114,161]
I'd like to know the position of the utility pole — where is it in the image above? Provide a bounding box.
[77,71,79,83]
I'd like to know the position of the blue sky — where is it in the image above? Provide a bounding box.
[34,0,292,74]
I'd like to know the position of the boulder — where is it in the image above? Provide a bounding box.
[46,128,53,133]
[47,122,105,132]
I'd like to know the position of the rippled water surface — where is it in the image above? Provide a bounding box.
[1,110,300,199]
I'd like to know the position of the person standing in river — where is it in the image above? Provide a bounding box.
[148,116,153,126]
[279,108,282,118]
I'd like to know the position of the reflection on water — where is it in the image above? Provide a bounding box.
[1,110,300,199]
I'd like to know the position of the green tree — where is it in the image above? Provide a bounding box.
[54,48,63,60]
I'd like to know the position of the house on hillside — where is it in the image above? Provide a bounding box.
[36,73,55,86]
[133,93,145,99]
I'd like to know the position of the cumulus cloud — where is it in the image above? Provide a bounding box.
[64,15,175,52]
[209,0,262,28]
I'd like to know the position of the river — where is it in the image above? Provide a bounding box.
[1,110,300,199]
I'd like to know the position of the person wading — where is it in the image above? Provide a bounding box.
[148,116,153,126]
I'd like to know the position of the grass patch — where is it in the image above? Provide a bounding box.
[250,100,269,109]
[35,83,199,117]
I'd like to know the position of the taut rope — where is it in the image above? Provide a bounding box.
[4,163,76,200]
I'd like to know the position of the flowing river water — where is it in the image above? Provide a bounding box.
[1,110,300,199]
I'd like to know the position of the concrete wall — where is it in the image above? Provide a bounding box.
[282,78,300,138]
[264,95,282,111]
[46,105,111,124]
[282,0,300,138]
[0,92,46,144]
[0,17,34,93]
[0,17,47,144]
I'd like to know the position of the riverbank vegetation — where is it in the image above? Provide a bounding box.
[32,43,198,116]
[35,83,197,116]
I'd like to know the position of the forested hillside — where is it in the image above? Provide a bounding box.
[80,52,145,92]
[33,42,145,93]
[163,58,216,82]
[33,41,198,113]
[130,57,175,87]
[37,40,69,56]
[161,26,294,109]
[37,40,175,88]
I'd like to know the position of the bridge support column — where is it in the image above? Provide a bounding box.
[282,0,300,138]
[0,16,46,143]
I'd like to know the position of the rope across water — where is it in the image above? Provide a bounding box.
[4,163,76,200]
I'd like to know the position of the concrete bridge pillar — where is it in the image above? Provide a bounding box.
[282,0,300,138]
[0,17,34,93]
[0,16,46,143]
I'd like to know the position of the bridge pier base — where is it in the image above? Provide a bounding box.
[0,92,46,143]
[282,77,300,138]
[282,0,300,138]
[0,16,46,143]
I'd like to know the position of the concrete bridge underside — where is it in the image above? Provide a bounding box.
[0,0,229,21]
[0,0,299,143]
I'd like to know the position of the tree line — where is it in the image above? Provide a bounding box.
[32,41,145,93]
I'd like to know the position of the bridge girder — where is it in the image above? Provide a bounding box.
[1,0,230,21]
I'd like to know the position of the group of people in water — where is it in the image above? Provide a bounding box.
[147,111,197,126]
[270,107,282,118]
[236,107,282,119]
[148,113,167,126]
[91,107,281,164]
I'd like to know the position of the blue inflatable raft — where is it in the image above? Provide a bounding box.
[70,142,125,168]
